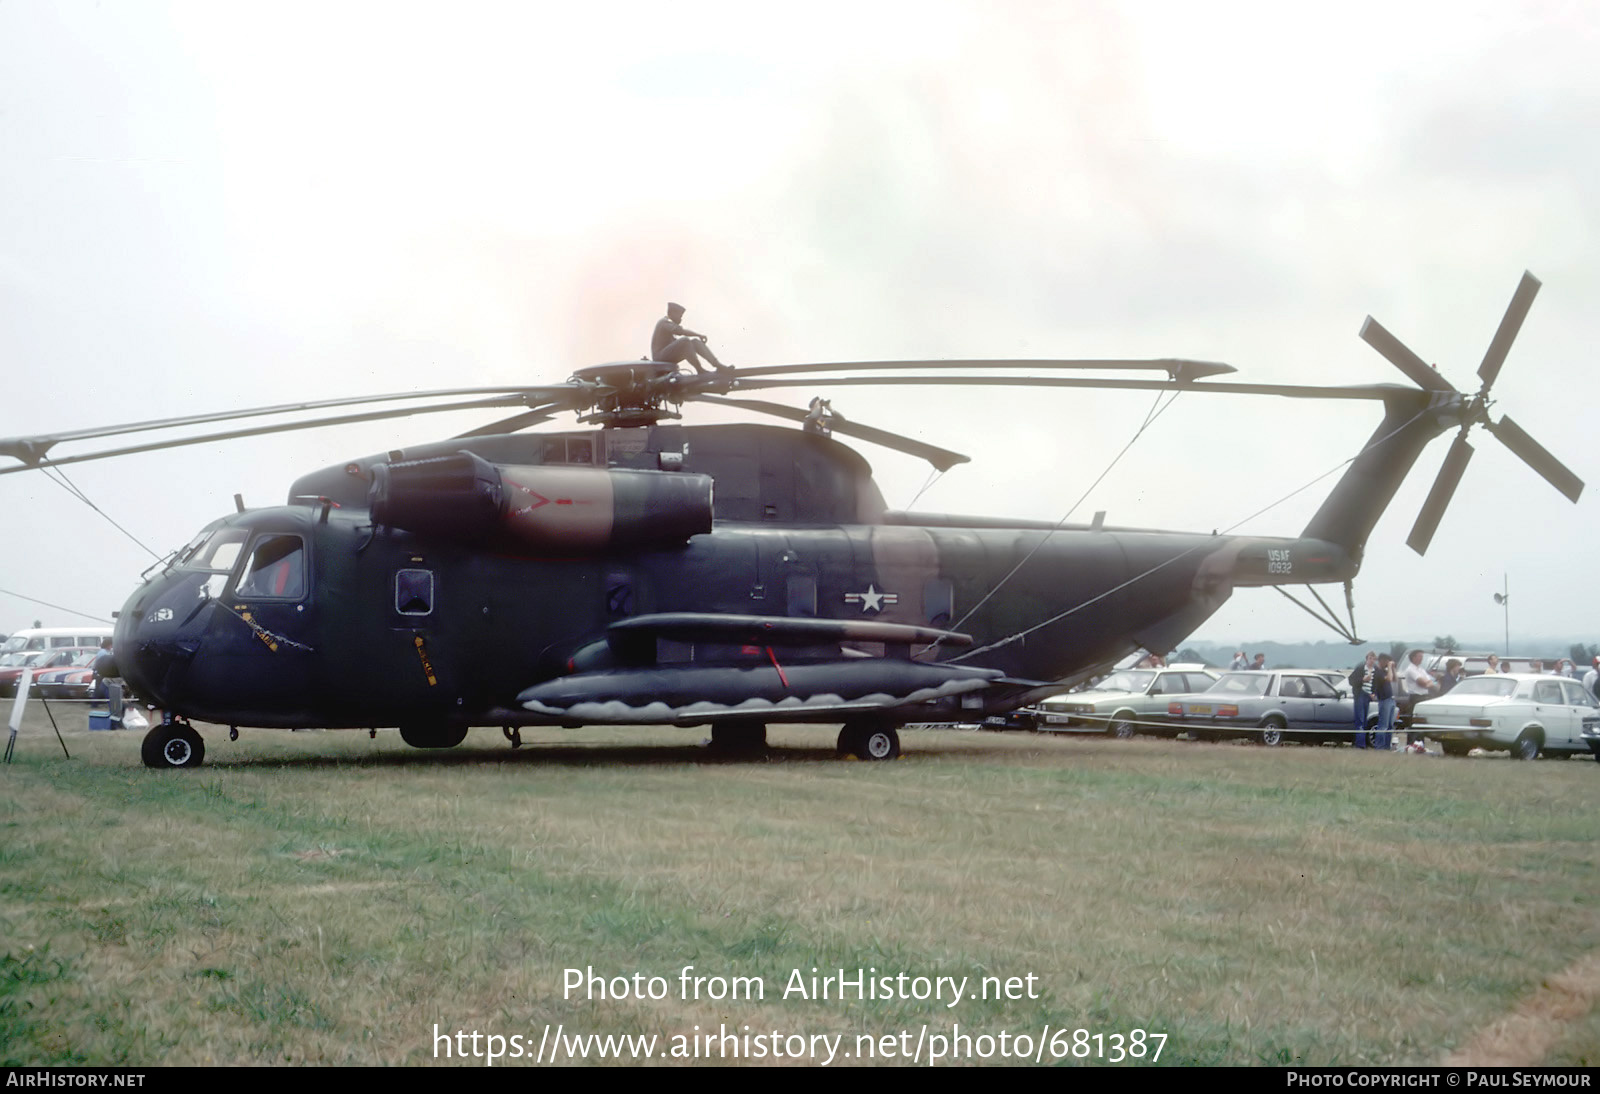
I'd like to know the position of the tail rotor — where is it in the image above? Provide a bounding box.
[1359,270,1582,555]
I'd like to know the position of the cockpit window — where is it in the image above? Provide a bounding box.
[235,535,307,600]
[183,528,250,573]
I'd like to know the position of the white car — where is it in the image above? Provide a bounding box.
[1411,673,1600,760]
[1031,667,1219,738]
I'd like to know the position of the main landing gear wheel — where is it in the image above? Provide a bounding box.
[141,722,205,769]
[837,721,900,761]
[398,723,470,749]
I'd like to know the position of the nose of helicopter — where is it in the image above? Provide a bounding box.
[113,566,207,712]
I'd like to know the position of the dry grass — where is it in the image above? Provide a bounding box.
[2,709,1598,1066]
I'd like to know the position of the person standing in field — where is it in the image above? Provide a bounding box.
[1349,651,1378,749]
[1372,654,1398,751]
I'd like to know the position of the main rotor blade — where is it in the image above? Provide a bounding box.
[453,405,564,438]
[0,395,532,477]
[0,385,577,466]
[1476,270,1541,391]
[726,358,1237,382]
[1406,433,1474,556]
[1486,415,1584,503]
[1359,317,1456,393]
[726,375,1405,401]
[694,394,969,471]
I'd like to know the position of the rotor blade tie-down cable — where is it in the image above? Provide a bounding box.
[38,460,162,560]
[949,406,1431,661]
[904,466,946,511]
[0,587,113,624]
[932,385,1185,652]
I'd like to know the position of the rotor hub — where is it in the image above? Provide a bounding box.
[569,361,685,427]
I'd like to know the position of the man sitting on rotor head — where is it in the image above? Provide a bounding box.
[652,301,730,374]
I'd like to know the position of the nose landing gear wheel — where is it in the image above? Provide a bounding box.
[141,722,206,769]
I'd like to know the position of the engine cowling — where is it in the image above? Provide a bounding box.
[370,451,713,550]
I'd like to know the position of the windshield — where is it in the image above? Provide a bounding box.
[0,651,46,668]
[1088,670,1155,693]
[182,528,249,574]
[1206,673,1272,696]
[1449,676,1519,699]
[0,637,22,655]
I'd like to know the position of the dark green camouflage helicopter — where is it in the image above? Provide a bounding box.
[0,273,1581,767]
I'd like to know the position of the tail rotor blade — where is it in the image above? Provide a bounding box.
[1406,434,1474,556]
[1476,271,1541,391]
[1487,415,1584,503]
[1360,317,1456,393]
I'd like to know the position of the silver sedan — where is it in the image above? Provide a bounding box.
[1165,670,1359,746]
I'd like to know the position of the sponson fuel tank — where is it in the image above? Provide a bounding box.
[369,451,713,550]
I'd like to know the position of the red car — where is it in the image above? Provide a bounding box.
[33,650,103,699]
[0,647,101,698]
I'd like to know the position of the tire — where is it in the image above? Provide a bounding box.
[1109,713,1137,740]
[1258,717,1286,747]
[839,720,900,760]
[141,723,205,769]
[398,723,469,749]
[857,725,901,761]
[1512,730,1541,761]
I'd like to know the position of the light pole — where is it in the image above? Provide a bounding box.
[1492,575,1510,656]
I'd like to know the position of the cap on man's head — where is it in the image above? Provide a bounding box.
[667,301,685,314]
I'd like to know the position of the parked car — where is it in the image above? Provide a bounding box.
[1166,670,1358,745]
[0,647,100,698]
[1032,666,1220,738]
[1582,720,1600,765]
[980,707,1037,732]
[1410,673,1600,759]
[32,650,102,699]
[1422,652,1555,677]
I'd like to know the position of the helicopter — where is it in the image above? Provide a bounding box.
[0,273,1582,768]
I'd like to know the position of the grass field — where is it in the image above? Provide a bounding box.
[3,705,1597,1067]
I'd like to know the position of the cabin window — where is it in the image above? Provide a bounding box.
[395,569,434,616]
[235,535,307,600]
[786,574,817,617]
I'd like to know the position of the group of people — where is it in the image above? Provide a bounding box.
[1228,652,1267,671]
[1346,650,1450,751]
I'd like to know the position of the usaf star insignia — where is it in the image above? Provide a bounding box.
[844,584,899,613]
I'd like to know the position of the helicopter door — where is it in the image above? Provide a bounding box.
[205,533,315,711]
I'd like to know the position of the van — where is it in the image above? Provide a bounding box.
[0,626,115,655]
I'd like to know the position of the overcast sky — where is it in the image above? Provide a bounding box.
[2,1,1595,653]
